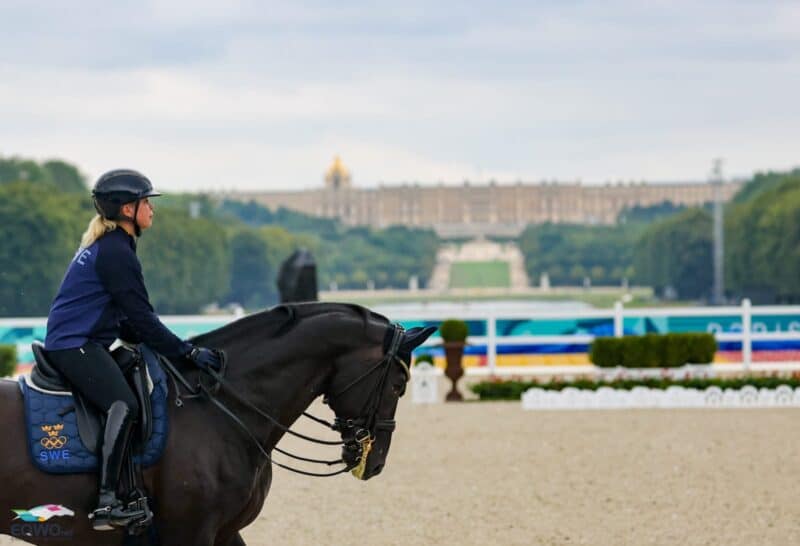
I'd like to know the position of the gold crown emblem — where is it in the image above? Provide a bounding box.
[40,424,67,450]
[41,424,65,438]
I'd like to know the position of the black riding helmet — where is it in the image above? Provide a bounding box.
[92,169,162,236]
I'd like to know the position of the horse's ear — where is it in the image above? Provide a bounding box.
[395,326,437,364]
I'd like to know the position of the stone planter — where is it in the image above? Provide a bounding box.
[411,362,439,404]
[443,341,465,401]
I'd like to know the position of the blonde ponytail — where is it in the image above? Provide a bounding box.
[80,214,117,248]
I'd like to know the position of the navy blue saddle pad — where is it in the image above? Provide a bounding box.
[18,348,169,474]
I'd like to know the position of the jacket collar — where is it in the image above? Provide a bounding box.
[115,226,137,251]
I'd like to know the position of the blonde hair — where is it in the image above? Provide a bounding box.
[80,214,118,248]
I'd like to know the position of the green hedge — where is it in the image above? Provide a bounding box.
[470,374,800,401]
[590,333,717,368]
[0,345,16,378]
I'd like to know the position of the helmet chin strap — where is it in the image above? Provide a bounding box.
[115,200,142,237]
[131,200,142,237]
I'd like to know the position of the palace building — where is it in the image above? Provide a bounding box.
[230,157,743,237]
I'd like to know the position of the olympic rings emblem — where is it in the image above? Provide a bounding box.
[40,424,68,450]
[40,436,68,450]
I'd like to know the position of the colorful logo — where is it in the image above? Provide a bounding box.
[40,424,68,450]
[12,505,75,523]
[39,423,71,463]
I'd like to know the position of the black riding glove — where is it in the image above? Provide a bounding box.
[187,346,222,371]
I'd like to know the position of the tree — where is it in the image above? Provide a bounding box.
[217,199,274,226]
[633,208,712,300]
[0,157,53,187]
[138,211,229,314]
[227,229,275,308]
[0,183,89,316]
[726,173,800,302]
[731,168,800,205]
[617,200,688,224]
[217,198,439,289]
[42,160,87,193]
[0,157,87,193]
[519,223,640,286]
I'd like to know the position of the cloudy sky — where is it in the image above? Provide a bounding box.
[1,0,798,191]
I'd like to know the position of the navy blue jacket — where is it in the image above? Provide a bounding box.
[45,227,192,359]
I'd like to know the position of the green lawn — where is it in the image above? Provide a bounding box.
[449,261,511,288]
[319,287,664,308]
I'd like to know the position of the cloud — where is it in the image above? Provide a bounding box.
[0,0,798,190]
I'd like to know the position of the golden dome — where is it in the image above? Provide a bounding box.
[324,156,352,189]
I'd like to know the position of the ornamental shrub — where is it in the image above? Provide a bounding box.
[439,319,468,343]
[589,333,717,368]
[414,353,434,366]
[686,333,717,363]
[0,345,16,378]
[662,333,692,368]
[589,338,623,368]
[621,334,663,368]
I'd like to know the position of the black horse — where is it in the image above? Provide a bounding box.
[0,303,435,545]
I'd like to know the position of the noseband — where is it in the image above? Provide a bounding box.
[162,323,408,479]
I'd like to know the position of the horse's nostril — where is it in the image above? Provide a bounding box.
[372,464,384,475]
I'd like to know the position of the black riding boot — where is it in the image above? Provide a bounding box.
[91,401,143,531]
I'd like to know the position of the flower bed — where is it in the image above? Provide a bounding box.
[470,374,800,401]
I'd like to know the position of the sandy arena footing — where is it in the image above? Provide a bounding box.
[2,400,799,545]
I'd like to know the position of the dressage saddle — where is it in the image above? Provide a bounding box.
[29,341,155,454]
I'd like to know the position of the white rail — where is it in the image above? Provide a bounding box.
[381,299,800,375]
[4,300,800,375]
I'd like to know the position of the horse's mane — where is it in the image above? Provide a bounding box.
[191,302,390,347]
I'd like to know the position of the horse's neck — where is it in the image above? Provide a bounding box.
[229,356,324,439]
[206,308,382,451]
[218,336,335,452]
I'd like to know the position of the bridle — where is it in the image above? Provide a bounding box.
[161,323,408,479]
[329,324,408,478]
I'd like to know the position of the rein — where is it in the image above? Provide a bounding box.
[160,324,407,478]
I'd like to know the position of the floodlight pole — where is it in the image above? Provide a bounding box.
[711,158,725,305]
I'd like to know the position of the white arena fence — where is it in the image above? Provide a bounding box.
[380,299,800,376]
[521,385,800,410]
[2,299,800,378]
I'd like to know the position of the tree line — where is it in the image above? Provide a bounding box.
[518,223,639,287]
[518,168,800,303]
[518,201,701,289]
[634,169,800,302]
[3,154,797,309]
[0,156,438,316]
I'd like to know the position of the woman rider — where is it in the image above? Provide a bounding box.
[44,169,221,531]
